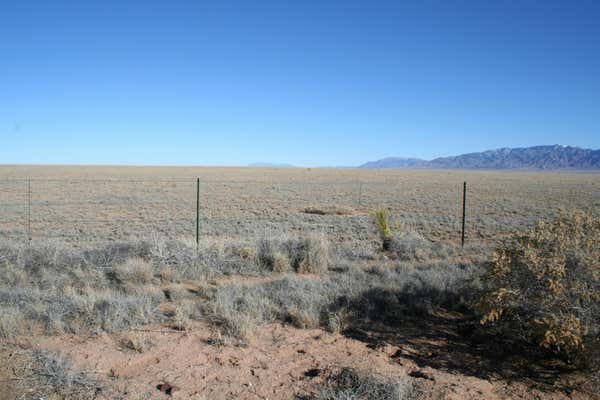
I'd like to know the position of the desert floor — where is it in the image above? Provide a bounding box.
[1,166,598,399]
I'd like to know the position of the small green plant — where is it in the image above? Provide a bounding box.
[375,209,392,250]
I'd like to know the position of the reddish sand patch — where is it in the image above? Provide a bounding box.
[32,321,592,400]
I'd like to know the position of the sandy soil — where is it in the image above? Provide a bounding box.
[23,320,590,400]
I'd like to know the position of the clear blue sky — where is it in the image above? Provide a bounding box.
[1,1,599,166]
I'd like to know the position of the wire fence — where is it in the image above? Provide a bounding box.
[0,176,599,244]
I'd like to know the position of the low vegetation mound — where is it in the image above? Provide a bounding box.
[303,206,354,216]
[256,234,329,274]
[308,367,416,400]
[3,349,101,400]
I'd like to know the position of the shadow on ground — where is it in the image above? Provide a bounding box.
[337,287,580,390]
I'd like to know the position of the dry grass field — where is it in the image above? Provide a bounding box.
[1,165,599,244]
[0,166,599,400]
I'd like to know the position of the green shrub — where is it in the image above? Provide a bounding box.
[375,209,392,250]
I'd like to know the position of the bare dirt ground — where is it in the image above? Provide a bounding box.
[15,319,591,400]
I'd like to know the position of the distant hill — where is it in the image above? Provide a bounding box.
[359,145,600,170]
[359,157,428,169]
[248,162,296,168]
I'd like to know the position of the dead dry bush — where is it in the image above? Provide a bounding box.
[111,257,154,285]
[121,332,150,353]
[0,306,23,338]
[256,239,291,272]
[11,350,102,400]
[477,211,599,371]
[307,367,416,400]
[286,234,329,274]
[256,234,330,274]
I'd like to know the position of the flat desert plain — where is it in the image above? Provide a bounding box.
[1,165,598,244]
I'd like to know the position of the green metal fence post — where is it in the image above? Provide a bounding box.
[196,177,200,248]
[461,181,466,247]
[28,177,32,241]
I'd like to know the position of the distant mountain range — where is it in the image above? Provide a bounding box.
[359,145,600,170]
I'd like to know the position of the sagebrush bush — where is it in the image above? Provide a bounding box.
[208,276,335,340]
[256,235,329,274]
[210,284,275,340]
[312,367,416,400]
[207,260,482,340]
[169,300,198,331]
[256,239,290,272]
[89,292,159,333]
[112,257,154,285]
[477,211,599,368]
[0,306,23,338]
[0,233,482,343]
[7,348,102,400]
[288,234,329,274]
[389,231,430,261]
[159,267,178,283]
[121,332,149,353]
[29,350,100,399]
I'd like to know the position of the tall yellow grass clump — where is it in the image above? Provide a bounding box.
[477,211,599,368]
[375,209,392,250]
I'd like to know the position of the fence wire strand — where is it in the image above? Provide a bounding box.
[0,177,598,243]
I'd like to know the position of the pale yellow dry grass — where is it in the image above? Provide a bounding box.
[0,165,598,244]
